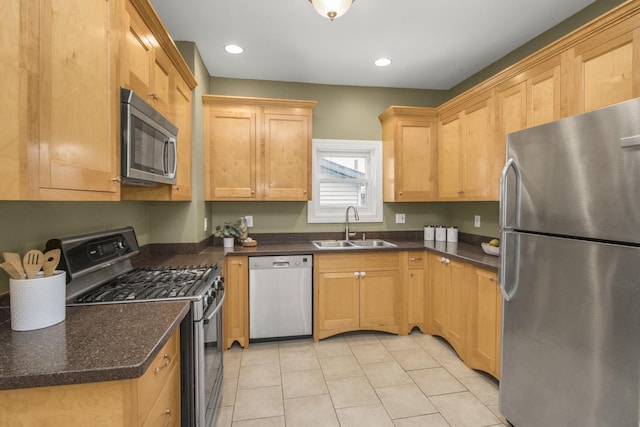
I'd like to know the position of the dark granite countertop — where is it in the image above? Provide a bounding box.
[0,301,189,390]
[221,238,499,272]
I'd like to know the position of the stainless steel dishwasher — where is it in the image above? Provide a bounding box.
[249,255,313,341]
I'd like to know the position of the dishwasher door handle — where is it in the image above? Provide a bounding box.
[272,262,290,268]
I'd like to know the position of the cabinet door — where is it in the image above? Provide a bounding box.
[38,0,119,199]
[437,115,462,199]
[205,108,258,200]
[406,252,427,332]
[359,270,399,329]
[429,255,447,336]
[461,97,493,199]
[527,59,562,126]
[466,267,500,377]
[263,110,310,200]
[317,272,359,332]
[396,119,437,201]
[564,25,640,115]
[171,78,192,200]
[151,47,172,119]
[124,4,154,100]
[0,0,31,199]
[223,256,248,349]
[445,259,467,359]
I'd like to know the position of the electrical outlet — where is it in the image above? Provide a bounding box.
[395,213,406,224]
[245,215,253,227]
[474,215,481,228]
[204,217,208,232]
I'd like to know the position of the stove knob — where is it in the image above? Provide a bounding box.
[206,294,214,306]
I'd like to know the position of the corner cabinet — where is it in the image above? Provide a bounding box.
[429,253,467,360]
[314,252,401,340]
[203,96,316,201]
[379,106,438,201]
[437,93,495,201]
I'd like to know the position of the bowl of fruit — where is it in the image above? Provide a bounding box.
[481,239,500,256]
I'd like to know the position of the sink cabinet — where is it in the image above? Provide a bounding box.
[314,252,401,340]
[0,329,181,426]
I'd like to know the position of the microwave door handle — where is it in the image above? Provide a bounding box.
[163,137,177,178]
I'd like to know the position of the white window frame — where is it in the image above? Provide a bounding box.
[307,139,383,223]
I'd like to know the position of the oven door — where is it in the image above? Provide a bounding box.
[201,290,225,426]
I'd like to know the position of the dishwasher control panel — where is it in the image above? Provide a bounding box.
[249,255,313,270]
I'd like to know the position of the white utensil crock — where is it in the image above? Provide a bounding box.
[10,270,66,331]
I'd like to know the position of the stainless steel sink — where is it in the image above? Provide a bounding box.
[311,239,396,249]
[349,239,396,248]
[312,240,356,249]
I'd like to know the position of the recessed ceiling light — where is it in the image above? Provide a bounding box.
[374,58,392,67]
[225,44,244,54]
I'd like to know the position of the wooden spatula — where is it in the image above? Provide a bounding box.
[23,250,44,279]
[42,249,61,277]
[1,262,24,280]
[3,252,25,278]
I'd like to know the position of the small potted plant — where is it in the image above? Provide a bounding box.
[214,220,242,248]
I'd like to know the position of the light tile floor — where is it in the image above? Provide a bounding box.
[215,331,508,427]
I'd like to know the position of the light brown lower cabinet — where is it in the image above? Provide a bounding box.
[0,329,181,426]
[466,267,502,379]
[403,251,429,334]
[223,256,249,349]
[314,252,401,340]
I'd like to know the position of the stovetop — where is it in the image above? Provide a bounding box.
[73,266,219,304]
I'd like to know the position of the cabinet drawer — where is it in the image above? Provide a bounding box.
[137,329,180,424]
[316,252,400,272]
[142,363,181,427]
[407,252,426,268]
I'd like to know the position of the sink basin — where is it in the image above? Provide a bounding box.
[349,239,396,248]
[311,239,396,249]
[312,240,356,249]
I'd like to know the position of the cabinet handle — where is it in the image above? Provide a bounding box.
[354,272,360,278]
[410,273,414,277]
[149,92,158,100]
[251,189,255,194]
[399,191,403,195]
[163,409,172,427]
[303,190,307,195]
[489,277,497,282]
[154,353,171,374]
[409,257,422,261]
[360,271,366,278]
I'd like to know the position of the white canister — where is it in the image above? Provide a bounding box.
[10,270,66,331]
[424,225,435,241]
[435,226,447,242]
[447,226,459,243]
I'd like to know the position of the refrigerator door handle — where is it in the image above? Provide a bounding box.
[500,158,522,302]
[499,230,520,301]
[499,158,522,231]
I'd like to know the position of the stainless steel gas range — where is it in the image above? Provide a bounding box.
[46,227,224,427]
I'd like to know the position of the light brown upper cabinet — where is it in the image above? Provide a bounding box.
[379,107,438,201]
[562,14,640,116]
[119,0,197,201]
[0,0,120,200]
[494,56,561,198]
[437,93,495,201]
[203,96,316,201]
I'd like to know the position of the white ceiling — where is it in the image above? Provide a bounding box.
[149,0,596,90]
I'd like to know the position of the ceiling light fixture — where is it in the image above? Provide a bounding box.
[224,44,244,54]
[309,0,354,21]
[374,58,392,67]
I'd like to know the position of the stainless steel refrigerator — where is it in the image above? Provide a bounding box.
[499,97,640,427]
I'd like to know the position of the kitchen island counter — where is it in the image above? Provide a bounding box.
[0,300,189,390]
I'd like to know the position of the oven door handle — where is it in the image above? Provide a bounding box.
[203,291,225,325]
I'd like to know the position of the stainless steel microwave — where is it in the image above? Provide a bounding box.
[120,88,178,186]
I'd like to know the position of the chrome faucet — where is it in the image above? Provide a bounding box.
[345,205,360,241]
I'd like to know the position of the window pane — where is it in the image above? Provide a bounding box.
[319,182,367,206]
[319,155,367,179]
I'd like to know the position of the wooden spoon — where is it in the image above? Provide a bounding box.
[2,252,25,278]
[23,249,44,279]
[1,262,24,280]
[42,249,61,277]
